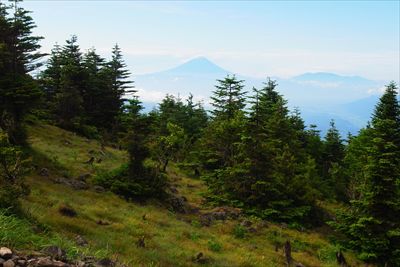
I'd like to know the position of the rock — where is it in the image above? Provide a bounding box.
[93,185,105,193]
[17,259,27,266]
[42,246,66,261]
[168,196,188,213]
[75,261,86,267]
[39,168,49,177]
[58,204,77,217]
[199,214,213,227]
[0,247,13,259]
[31,257,70,267]
[75,235,88,246]
[54,177,88,190]
[95,258,115,267]
[70,180,89,190]
[199,207,241,226]
[96,220,110,226]
[192,252,208,264]
[3,259,15,267]
[0,258,5,265]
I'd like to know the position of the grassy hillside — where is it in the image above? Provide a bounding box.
[3,123,365,266]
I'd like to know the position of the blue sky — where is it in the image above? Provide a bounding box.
[22,0,399,81]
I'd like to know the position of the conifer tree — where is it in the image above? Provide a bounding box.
[104,44,134,126]
[322,120,346,199]
[53,35,85,130]
[210,75,246,119]
[0,1,44,144]
[335,82,400,265]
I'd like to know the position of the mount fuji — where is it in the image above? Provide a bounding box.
[134,57,388,136]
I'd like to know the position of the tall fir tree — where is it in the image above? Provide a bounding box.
[322,120,346,199]
[0,0,44,144]
[53,35,85,130]
[210,75,246,119]
[335,82,400,265]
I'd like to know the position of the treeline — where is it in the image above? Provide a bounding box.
[1,2,399,266]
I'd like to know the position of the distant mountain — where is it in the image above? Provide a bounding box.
[135,57,387,136]
[135,57,233,103]
[158,57,229,75]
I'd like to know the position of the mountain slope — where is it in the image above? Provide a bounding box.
[12,123,365,266]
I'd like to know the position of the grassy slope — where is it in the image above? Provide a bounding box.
[11,123,364,266]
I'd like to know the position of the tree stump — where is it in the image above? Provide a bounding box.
[336,250,348,267]
[284,240,292,267]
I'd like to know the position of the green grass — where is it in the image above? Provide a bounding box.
[4,123,368,266]
[0,210,107,259]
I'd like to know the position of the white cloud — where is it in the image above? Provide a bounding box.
[367,86,386,95]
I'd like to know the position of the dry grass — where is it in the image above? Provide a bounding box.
[16,123,366,266]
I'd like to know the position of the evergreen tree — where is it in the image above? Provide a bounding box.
[104,44,134,128]
[322,120,346,199]
[210,75,247,119]
[335,82,400,265]
[82,48,109,128]
[0,1,44,144]
[53,35,85,130]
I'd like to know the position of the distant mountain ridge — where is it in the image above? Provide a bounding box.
[135,57,388,136]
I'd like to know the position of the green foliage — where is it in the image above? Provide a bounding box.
[0,1,43,144]
[210,75,247,119]
[333,82,400,266]
[208,239,222,252]
[320,120,347,200]
[233,224,247,239]
[40,37,134,137]
[0,131,30,211]
[153,122,186,172]
[0,209,108,259]
[202,78,319,225]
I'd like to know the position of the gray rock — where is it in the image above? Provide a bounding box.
[35,257,69,267]
[3,259,15,267]
[42,246,66,261]
[39,168,49,177]
[93,185,105,193]
[70,180,89,190]
[0,258,5,265]
[17,259,27,266]
[75,235,88,246]
[54,177,89,190]
[95,258,115,267]
[0,247,13,259]
[168,196,188,213]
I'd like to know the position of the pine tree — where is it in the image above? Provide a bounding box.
[54,35,85,130]
[104,44,134,126]
[82,48,109,128]
[210,75,246,119]
[335,82,400,265]
[322,120,346,199]
[0,1,44,144]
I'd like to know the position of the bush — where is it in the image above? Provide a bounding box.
[0,131,30,211]
[233,224,247,239]
[94,163,167,200]
[208,240,222,252]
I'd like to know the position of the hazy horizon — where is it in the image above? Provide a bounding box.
[21,0,399,81]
